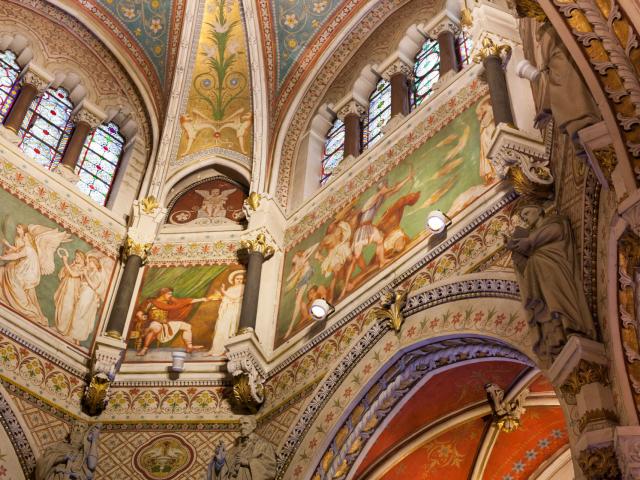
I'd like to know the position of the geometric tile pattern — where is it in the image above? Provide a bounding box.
[10,394,71,453]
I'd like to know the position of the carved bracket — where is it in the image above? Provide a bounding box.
[82,336,126,416]
[487,124,554,198]
[616,427,640,479]
[485,383,528,432]
[227,353,266,413]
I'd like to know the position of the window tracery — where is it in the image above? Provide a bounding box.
[0,50,20,122]
[18,87,74,170]
[321,118,345,184]
[76,122,125,206]
[364,78,391,149]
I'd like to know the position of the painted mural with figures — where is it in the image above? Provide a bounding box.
[126,263,245,361]
[0,187,115,350]
[167,177,247,226]
[275,97,496,346]
[177,0,252,158]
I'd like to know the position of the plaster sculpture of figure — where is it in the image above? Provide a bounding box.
[505,203,596,364]
[533,22,600,139]
[206,270,246,356]
[35,423,100,480]
[207,416,277,480]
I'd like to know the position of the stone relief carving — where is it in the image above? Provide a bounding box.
[207,416,276,480]
[35,423,100,480]
[505,203,596,365]
[485,383,527,432]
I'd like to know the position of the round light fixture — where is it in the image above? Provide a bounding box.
[171,351,187,373]
[426,210,448,234]
[309,298,335,321]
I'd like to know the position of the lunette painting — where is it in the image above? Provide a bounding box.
[0,186,115,350]
[275,96,495,346]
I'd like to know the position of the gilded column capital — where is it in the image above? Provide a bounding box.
[577,445,621,478]
[559,359,610,401]
[381,59,414,82]
[473,36,512,65]
[122,236,153,264]
[240,232,275,259]
[336,99,367,121]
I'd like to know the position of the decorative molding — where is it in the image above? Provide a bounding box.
[122,236,153,264]
[577,408,619,433]
[0,389,35,477]
[592,145,618,183]
[615,427,640,479]
[429,18,461,38]
[560,359,610,401]
[336,99,367,120]
[381,59,414,82]
[577,445,621,478]
[228,356,265,414]
[147,241,240,266]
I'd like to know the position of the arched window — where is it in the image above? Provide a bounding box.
[363,78,391,149]
[18,87,74,169]
[76,122,125,205]
[457,31,473,66]
[321,118,345,184]
[412,38,440,107]
[0,50,21,121]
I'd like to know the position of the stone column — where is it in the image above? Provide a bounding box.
[60,104,105,172]
[337,100,366,159]
[430,19,461,76]
[4,67,51,133]
[473,37,514,126]
[238,232,275,334]
[382,60,413,118]
[104,196,166,338]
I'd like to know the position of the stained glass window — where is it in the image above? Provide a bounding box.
[457,31,474,66]
[18,87,74,170]
[0,50,20,122]
[76,122,125,205]
[363,78,391,149]
[321,118,345,184]
[412,38,440,107]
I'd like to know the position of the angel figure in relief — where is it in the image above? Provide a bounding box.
[54,249,114,345]
[0,223,71,325]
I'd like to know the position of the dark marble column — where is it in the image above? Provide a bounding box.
[339,101,365,158]
[104,238,149,338]
[437,30,460,76]
[388,67,411,117]
[60,120,92,170]
[237,233,275,333]
[474,37,514,126]
[4,83,38,133]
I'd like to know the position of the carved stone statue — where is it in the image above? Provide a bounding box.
[35,423,100,480]
[207,416,276,480]
[485,383,527,432]
[505,203,596,364]
[533,21,600,139]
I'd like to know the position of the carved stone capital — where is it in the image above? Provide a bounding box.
[560,359,610,400]
[22,64,53,92]
[473,36,512,65]
[428,18,460,38]
[578,445,621,478]
[615,427,640,479]
[381,59,414,82]
[239,232,275,259]
[74,102,106,129]
[487,124,554,198]
[337,99,367,121]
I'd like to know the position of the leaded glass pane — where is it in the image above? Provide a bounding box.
[0,50,20,121]
[413,39,440,107]
[76,122,124,206]
[364,79,391,149]
[458,32,473,66]
[18,87,74,170]
[321,118,345,184]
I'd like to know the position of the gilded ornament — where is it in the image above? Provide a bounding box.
[577,445,621,478]
[141,195,160,214]
[122,236,153,264]
[232,373,264,414]
[240,233,275,259]
[508,165,554,200]
[593,145,617,182]
[515,0,548,21]
[368,288,407,332]
[245,191,261,211]
[560,359,610,401]
[473,37,512,64]
[460,7,473,29]
[577,408,619,432]
[82,373,111,417]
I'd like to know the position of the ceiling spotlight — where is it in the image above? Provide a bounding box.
[170,351,187,373]
[310,298,335,322]
[426,210,451,234]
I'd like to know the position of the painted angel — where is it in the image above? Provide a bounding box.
[0,223,71,325]
[195,188,234,219]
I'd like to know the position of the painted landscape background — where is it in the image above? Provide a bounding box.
[0,187,115,350]
[275,98,494,346]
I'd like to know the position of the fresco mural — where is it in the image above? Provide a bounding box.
[0,187,115,350]
[126,263,245,361]
[177,0,252,158]
[275,99,493,346]
[167,177,247,226]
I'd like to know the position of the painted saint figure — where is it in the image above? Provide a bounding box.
[207,270,245,356]
[0,223,70,325]
[207,417,276,480]
[136,287,216,356]
[35,423,100,480]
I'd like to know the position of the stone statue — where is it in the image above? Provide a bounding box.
[35,423,100,480]
[505,203,596,364]
[207,416,276,480]
[533,21,600,139]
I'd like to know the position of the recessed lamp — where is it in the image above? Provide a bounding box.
[426,210,451,234]
[170,351,187,373]
[310,298,335,321]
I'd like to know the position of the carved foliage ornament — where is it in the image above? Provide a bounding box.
[82,373,111,417]
[577,408,619,433]
[515,0,548,21]
[240,233,275,259]
[122,236,153,264]
[560,359,610,401]
[592,145,618,183]
[577,445,621,478]
[367,288,408,332]
[473,37,512,64]
[227,356,265,413]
